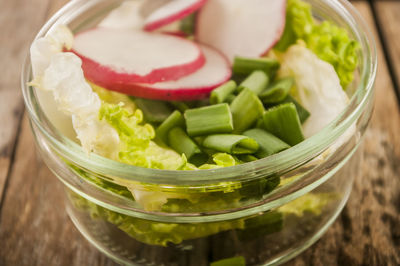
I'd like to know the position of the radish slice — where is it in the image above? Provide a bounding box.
[196,0,287,62]
[72,28,205,84]
[163,30,188,38]
[104,45,231,101]
[144,0,207,31]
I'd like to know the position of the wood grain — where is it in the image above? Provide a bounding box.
[374,1,400,97]
[0,116,117,266]
[0,1,399,266]
[0,0,50,208]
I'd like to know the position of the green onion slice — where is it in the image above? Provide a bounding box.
[210,256,246,266]
[155,111,185,144]
[243,128,290,158]
[259,77,294,103]
[180,13,196,35]
[170,101,190,112]
[225,94,236,104]
[238,154,258,162]
[230,88,264,133]
[185,103,233,137]
[280,95,311,124]
[237,70,269,95]
[168,127,207,165]
[262,103,305,146]
[133,98,173,124]
[203,134,259,155]
[233,56,280,77]
[210,80,237,104]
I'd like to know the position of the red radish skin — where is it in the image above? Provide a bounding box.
[101,45,231,101]
[72,28,205,84]
[144,0,207,31]
[162,30,188,38]
[196,0,287,62]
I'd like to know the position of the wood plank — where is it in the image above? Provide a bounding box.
[0,1,118,265]
[0,0,115,265]
[0,91,23,205]
[289,2,400,265]
[0,0,52,207]
[374,1,400,98]
[0,116,117,266]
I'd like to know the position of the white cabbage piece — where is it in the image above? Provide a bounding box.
[30,25,76,140]
[278,44,349,138]
[40,53,120,158]
[30,25,74,77]
[30,26,120,158]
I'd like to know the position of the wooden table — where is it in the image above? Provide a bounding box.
[0,0,399,265]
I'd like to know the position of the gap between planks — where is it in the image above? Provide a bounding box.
[368,0,400,106]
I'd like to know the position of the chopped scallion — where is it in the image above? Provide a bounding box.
[243,128,290,158]
[280,95,311,124]
[133,98,172,124]
[156,111,185,144]
[168,127,207,164]
[233,56,280,77]
[203,134,259,154]
[170,101,190,112]
[210,256,246,266]
[256,118,264,128]
[262,103,305,146]
[193,136,206,146]
[210,80,237,104]
[225,94,236,104]
[185,103,234,136]
[259,77,294,103]
[238,154,258,162]
[239,175,280,198]
[230,88,264,133]
[237,70,269,95]
[180,13,196,35]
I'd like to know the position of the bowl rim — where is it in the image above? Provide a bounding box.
[22,0,377,185]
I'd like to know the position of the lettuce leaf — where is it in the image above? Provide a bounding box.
[275,0,359,88]
[70,192,246,246]
[69,184,335,246]
[278,192,338,216]
[99,102,185,170]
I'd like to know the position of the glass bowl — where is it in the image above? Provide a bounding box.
[22,0,377,265]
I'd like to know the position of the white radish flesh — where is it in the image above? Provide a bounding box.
[105,45,231,101]
[144,0,207,31]
[72,28,205,84]
[196,0,287,62]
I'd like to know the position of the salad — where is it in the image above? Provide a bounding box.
[29,0,359,262]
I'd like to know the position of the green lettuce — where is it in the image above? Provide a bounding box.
[278,192,338,216]
[69,185,335,246]
[69,164,133,199]
[275,0,359,88]
[211,256,246,266]
[99,102,186,170]
[99,102,242,172]
[70,192,246,246]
